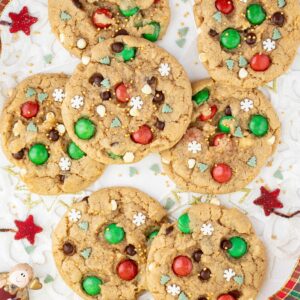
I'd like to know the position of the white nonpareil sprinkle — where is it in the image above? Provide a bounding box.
[96,105,106,117]
[263,38,276,52]
[52,88,65,102]
[200,223,214,236]
[187,158,196,169]
[59,157,71,171]
[130,96,143,110]
[240,98,254,112]
[77,38,87,49]
[123,152,135,163]
[188,140,202,154]
[81,56,91,65]
[239,68,248,79]
[111,200,118,211]
[56,124,66,135]
[158,63,171,77]
[132,212,146,226]
[141,84,152,95]
[224,268,236,281]
[71,95,84,109]
[166,284,181,296]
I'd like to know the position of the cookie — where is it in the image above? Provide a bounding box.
[0,74,105,195]
[194,0,300,88]
[48,0,170,58]
[161,79,280,194]
[52,187,167,300]
[61,35,193,164]
[146,203,266,300]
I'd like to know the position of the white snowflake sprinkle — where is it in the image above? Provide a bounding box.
[68,209,81,222]
[200,223,214,236]
[158,63,171,77]
[166,284,181,296]
[133,212,146,226]
[71,95,84,109]
[263,38,276,52]
[240,98,254,112]
[129,96,143,110]
[52,88,65,102]
[188,140,202,154]
[59,157,72,171]
[224,268,236,282]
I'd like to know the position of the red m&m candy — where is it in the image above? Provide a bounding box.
[131,125,153,145]
[115,83,130,103]
[199,105,218,121]
[117,259,138,281]
[218,295,236,300]
[92,8,113,29]
[250,53,271,72]
[172,255,193,277]
[212,133,227,146]
[21,101,39,119]
[215,0,234,14]
[211,163,232,183]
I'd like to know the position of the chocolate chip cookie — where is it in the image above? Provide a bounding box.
[146,203,266,300]
[52,187,167,300]
[0,74,105,195]
[48,0,170,58]
[194,0,300,88]
[61,35,193,164]
[161,79,280,194]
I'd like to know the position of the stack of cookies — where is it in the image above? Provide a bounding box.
[1,0,300,299]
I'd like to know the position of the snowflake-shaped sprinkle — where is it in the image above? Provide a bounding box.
[59,157,71,171]
[158,63,171,77]
[129,96,143,110]
[52,88,65,102]
[68,209,81,222]
[71,95,84,109]
[263,39,276,52]
[200,223,214,236]
[188,140,202,154]
[224,268,236,281]
[133,212,146,226]
[166,284,181,296]
[240,98,254,112]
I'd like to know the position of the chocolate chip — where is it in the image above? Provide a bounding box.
[89,73,104,87]
[82,196,89,202]
[58,175,65,183]
[100,90,111,101]
[155,119,165,130]
[63,242,76,256]
[153,91,165,104]
[208,29,218,37]
[271,12,285,27]
[111,42,124,53]
[198,297,208,300]
[72,0,83,9]
[48,129,60,141]
[221,239,232,250]
[114,29,129,37]
[125,244,137,256]
[165,226,174,235]
[229,290,242,298]
[147,76,158,87]
[192,249,203,262]
[245,32,257,45]
[199,268,211,281]
[224,105,232,116]
[12,149,25,160]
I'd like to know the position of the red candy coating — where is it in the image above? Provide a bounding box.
[115,83,130,103]
[215,0,234,14]
[172,255,193,277]
[211,163,232,183]
[218,295,236,300]
[117,259,138,281]
[199,105,218,121]
[250,53,271,72]
[212,133,227,146]
[21,101,39,119]
[131,125,153,145]
[92,8,113,29]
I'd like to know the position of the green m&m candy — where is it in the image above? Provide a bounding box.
[104,223,125,244]
[74,118,96,140]
[148,230,159,240]
[28,144,49,165]
[82,276,103,296]
[116,46,137,62]
[143,22,161,42]
[246,4,266,25]
[68,142,86,160]
[178,213,191,234]
[220,28,241,50]
[119,6,140,17]
[192,88,210,105]
[218,115,234,133]
[227,236,248,259]
[249,114,269,137]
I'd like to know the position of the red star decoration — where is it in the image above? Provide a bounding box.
[14,215,43,245]
[254,186,283,216]
[8,6,38,36]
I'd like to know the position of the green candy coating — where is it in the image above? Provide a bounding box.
[119,6,139,17]
[192,88,210,105]
[249,114,269,137]
[227,236,248,259]
[68,142,86,160]
[74,118,96,140]
[82,276,103,296]
[246,4,266,25]
[148,230,159,240]
[28,144,49,165]
[177,213,191,234]
[117,46,137,62]
[104,223,125,244]
[218,116,234,133]
[220,28,241,50]
[142,22,161,42]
